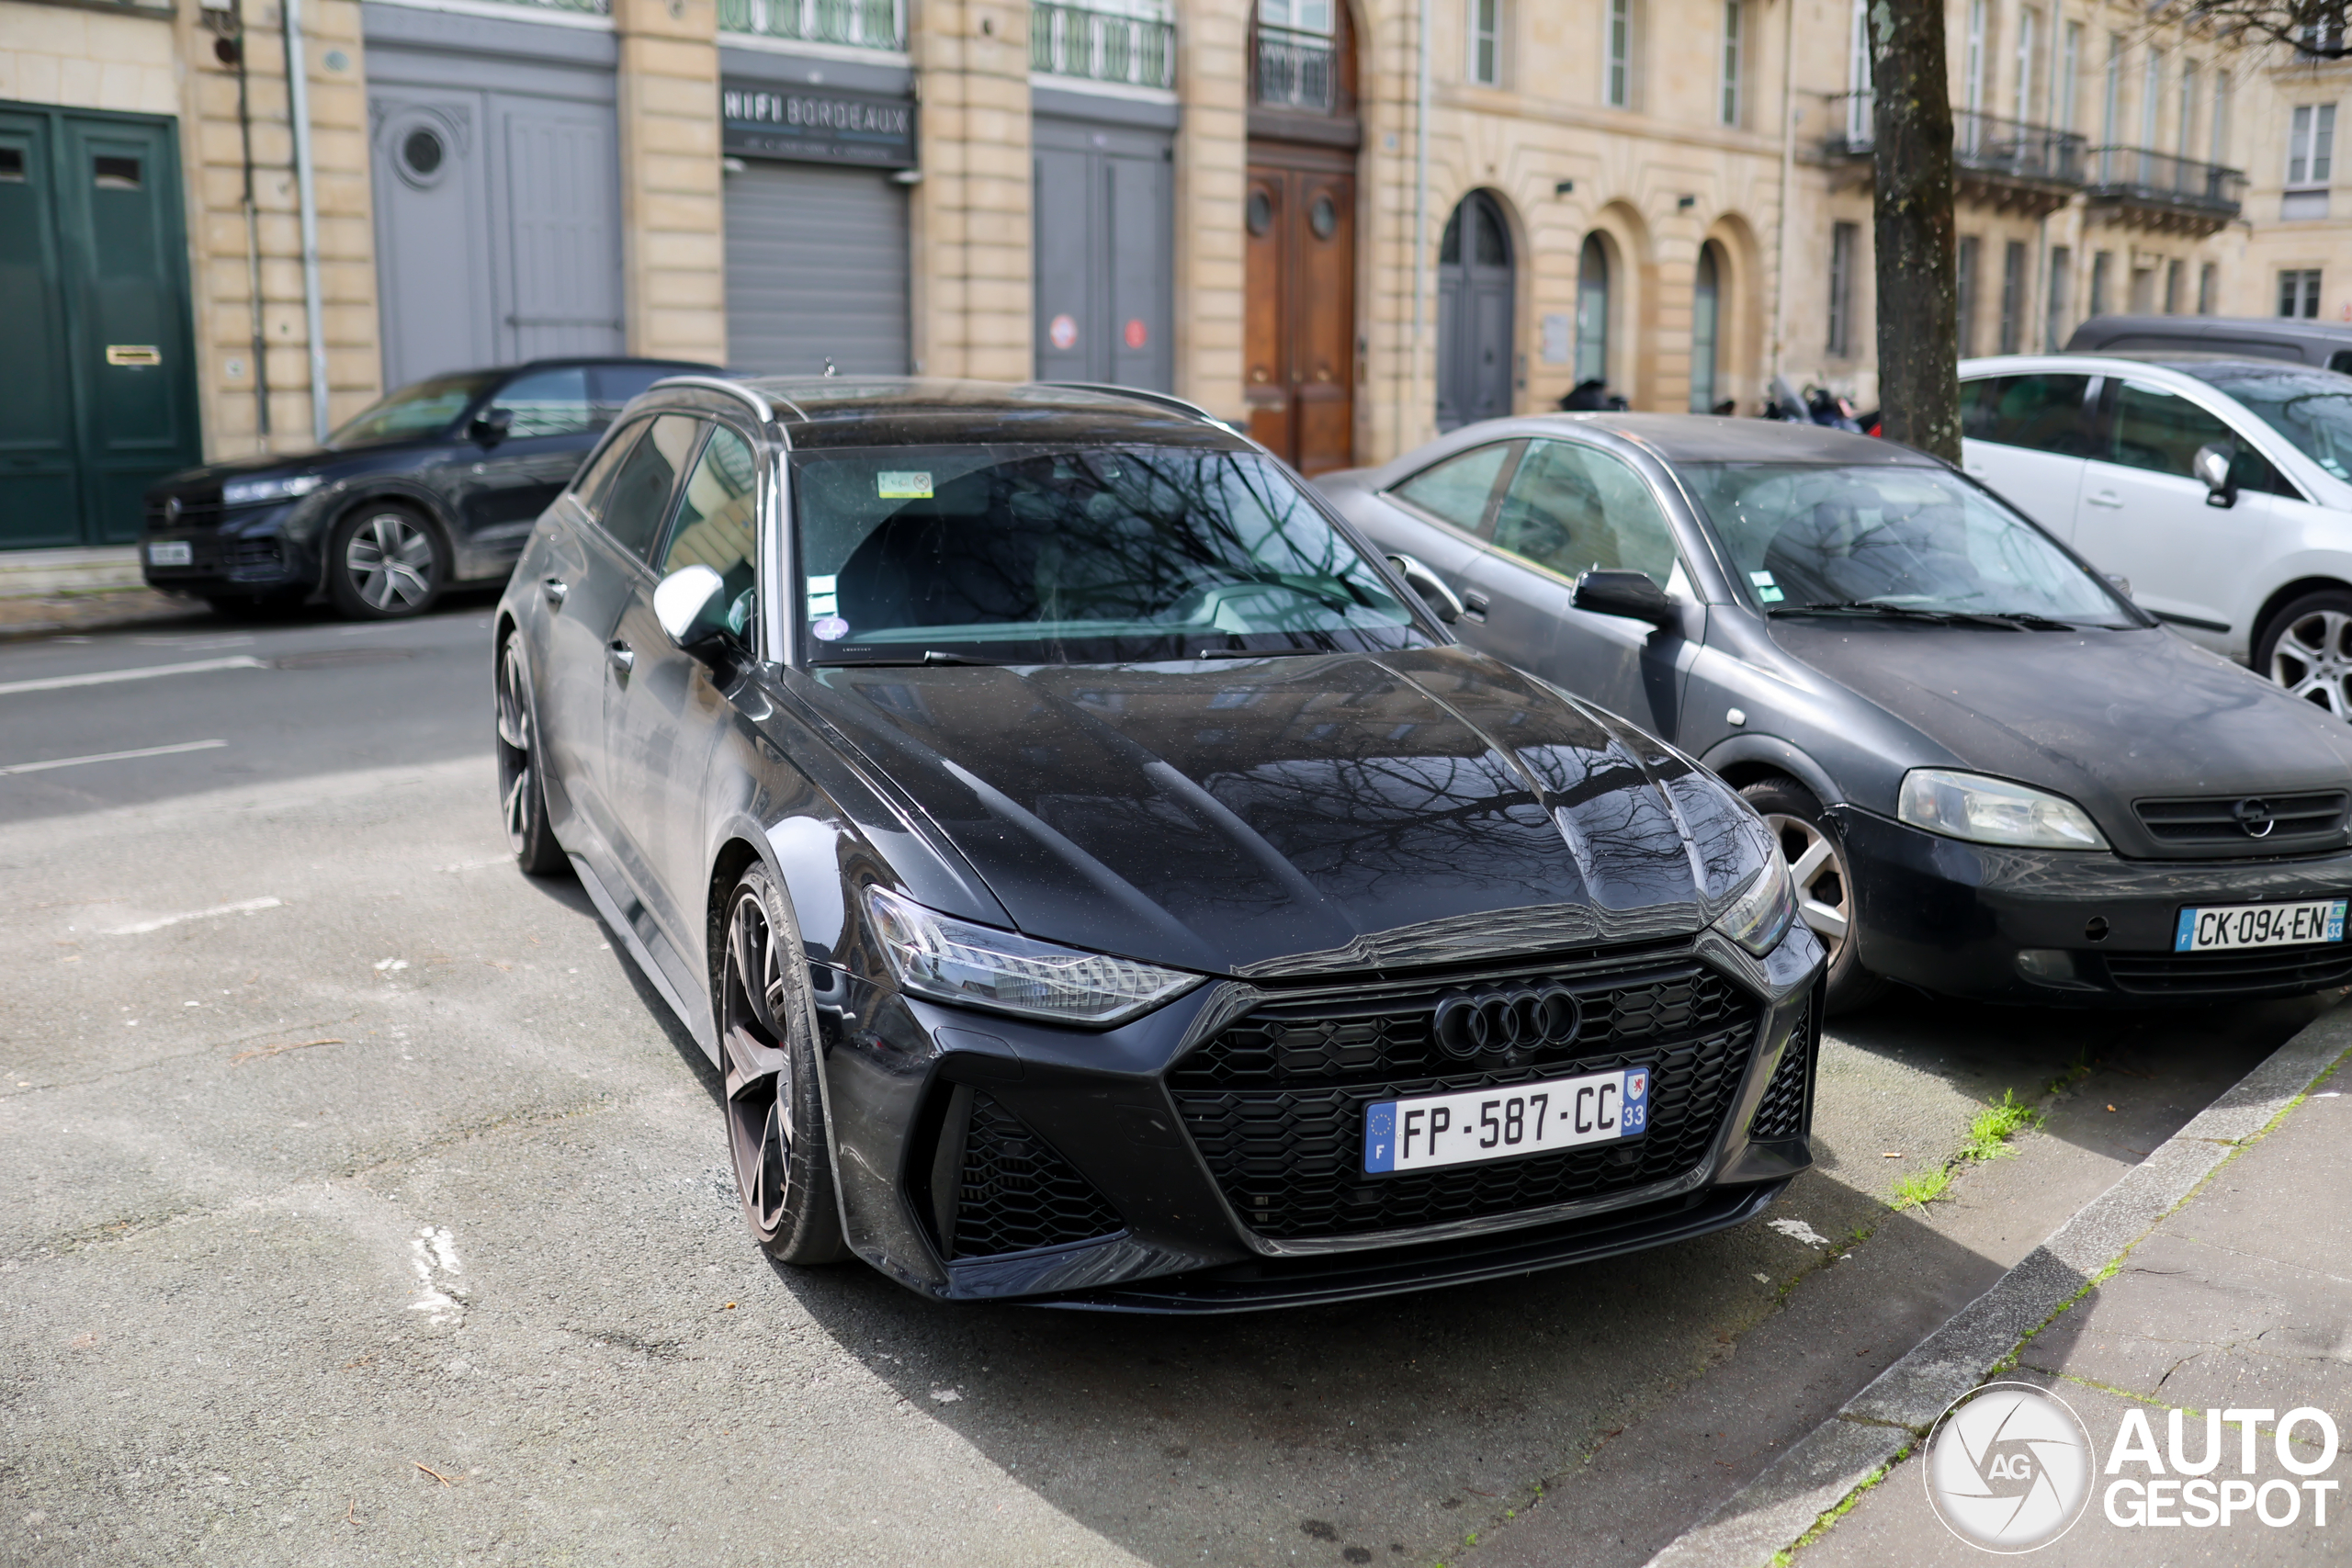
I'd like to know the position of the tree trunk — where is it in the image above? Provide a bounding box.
[1866,0,1962,462]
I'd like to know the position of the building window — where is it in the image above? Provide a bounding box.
[1469,0,1501,85]
[1847,0,1872,142]
[1606,0,1633,107]
[1964,0,1987,113]
[2197,261,2217,314]
[2177,62,2199,158]
[2090,249,2113,316]
[2211,71,2232,164]
[1999,240,2026,352]
[1690,242,1724,412]
[1721,0,1745,125]
[1577,234,1611,383]
[1828,221,1858,357]
[2015,8,2038,124]
[2280,268,2323,318]
[2289,104,2336,186]
[2045,244,2072,348]
[1256,0,1338,112]
[2101,36,2122,143]
[2140,49,2162,150]
[1956,236,1981,357]
[2056,22,2082,131]
[2164,257,2184,314]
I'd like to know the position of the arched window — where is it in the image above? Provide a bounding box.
[1576,234,1611,389]
[1690,242,1724,412]
[1436,191,1515,431]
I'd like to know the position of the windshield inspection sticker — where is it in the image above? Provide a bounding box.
[1750,570,1786,604]
[805,572,839,618]
[810,615,850,642]
[877,470,933,500]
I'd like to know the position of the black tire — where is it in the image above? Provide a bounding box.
[718,864,847,1264]
[1740,776,1889,1016]
[494,637,568,876]
[328,502,448,619]
[2254,589,2352,720]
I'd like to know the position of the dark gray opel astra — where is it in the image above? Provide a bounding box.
[493,377,1822,1310]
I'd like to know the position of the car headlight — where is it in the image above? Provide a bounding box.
[1897,768,2109,851]
[1711,849,1797,957]
[865,886,1202,1026]
[221,474,323,507]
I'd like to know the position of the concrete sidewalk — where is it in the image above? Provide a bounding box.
[1646,1002,2352,1566]
[0,547,208,641]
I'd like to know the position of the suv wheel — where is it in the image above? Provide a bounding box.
[1740,777,1889,1015]
[2256,589,2352,718]
[329,503,447,619]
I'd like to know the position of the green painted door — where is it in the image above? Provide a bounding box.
[0,103,201,550]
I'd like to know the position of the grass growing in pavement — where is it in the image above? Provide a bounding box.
[1891,1089,2046,1210]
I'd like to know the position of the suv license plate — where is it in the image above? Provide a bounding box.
[2175,898,2347,953]
[1363,1066,1649,1175]
[147,540,192,567]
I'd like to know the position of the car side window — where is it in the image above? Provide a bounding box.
[2109,382,2290,494]
[1961,374,2095,454]
[592,364,682,427]
[489,367,592,438]
[1491,440,1679,584]
[570,418,646,521]
[655,425,759,637]
[597,414,705,560]
[1389,443,1516,533]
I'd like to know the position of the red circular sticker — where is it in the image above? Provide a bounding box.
[1048,313,1078,351]
[1123,318,1148,349]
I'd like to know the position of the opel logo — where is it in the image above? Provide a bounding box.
[1431,986,1582,1061]
[2234,797,2275,838]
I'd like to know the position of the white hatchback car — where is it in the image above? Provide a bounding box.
[1957,354,2352,713]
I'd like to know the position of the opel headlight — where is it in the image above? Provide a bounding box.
[865,886,1201,1026]
[1897,769,2109,851]
[221,473,323,507]
[1712,849,1797,957]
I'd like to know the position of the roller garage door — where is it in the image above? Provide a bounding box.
[723,161,910,378]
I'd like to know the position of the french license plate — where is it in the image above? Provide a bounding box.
[147,540,192,567]
[2174,898,2347,953]
[1363,1066,1649,1175]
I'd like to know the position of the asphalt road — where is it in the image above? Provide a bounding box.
[0,602,2327,1567]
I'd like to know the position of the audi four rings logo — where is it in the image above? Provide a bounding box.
[1431,986,1582,1059]
[2235,797,2275,837]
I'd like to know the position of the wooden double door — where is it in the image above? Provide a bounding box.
[1244,146,1355,475]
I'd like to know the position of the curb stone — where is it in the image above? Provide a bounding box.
[1641,998,2352,1568]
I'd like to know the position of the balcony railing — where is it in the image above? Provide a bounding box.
[2083,145,2247,216]
[1254,23,1335,111]
[1824,95,2086,185]
[1032,3,1174,89]
[718,0,903,50]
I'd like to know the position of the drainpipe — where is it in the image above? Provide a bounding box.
[282,0,331,442]
[233,0,270,444]
[1769,0,1795,390]
[1410,0,1430,452]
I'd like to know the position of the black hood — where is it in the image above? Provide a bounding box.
[798,647,1769,976]
[1770,621,2352,851]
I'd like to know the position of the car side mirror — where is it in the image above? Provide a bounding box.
[654,564,735,661]
[1573,569,1677,626]
[469,406,515,446]
[1385,553,1464,624]
[2193,442,2236,508]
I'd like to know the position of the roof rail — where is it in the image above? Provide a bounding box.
[1033,381,1245,436]
[647,375,776,425]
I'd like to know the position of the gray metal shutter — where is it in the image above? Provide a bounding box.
[724,162,910,377]
[1032,116,1171,390]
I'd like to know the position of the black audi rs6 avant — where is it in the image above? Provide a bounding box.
[492,376,1825,1310]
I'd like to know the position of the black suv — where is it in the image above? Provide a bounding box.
[142,357,718,619]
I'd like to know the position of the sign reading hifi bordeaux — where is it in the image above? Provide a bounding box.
[720,82,915,168]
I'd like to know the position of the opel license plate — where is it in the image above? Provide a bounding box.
[2174,898,2347,953]
[1363,1066,1649,1174]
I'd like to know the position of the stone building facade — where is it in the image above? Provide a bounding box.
[2,0,2346,549]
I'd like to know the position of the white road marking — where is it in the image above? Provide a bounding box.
[0,656,266,695]
[104,897,284,936]
[0,739,228,776]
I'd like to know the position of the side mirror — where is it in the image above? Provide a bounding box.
[2193,442,2236,508]
[1385,553,1464,624]
[1573,568,1677,626]
[653,564,734,660]
[469,407,515,446]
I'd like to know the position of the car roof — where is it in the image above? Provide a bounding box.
[1961,351,2338,385]
[1515,412,1931,467]
[656,375,1250,451]
[2066,313,2352,350]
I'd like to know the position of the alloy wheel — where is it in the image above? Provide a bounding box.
[1762,811,1851,962]
[494,641,534,853]
[2267,607,2352,717]
[722,886,797,1238]
[344,512,437,613]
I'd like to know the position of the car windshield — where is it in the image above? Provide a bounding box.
[1679,462,2139,626]
[326,372,496,448]
[2187,364,2352,483]
[792,446,1427,664]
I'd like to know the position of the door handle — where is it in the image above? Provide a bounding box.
[2086,491,2124,509]
[542,577,568,605]
[606,641,634,675]
[1462,591,1490,622]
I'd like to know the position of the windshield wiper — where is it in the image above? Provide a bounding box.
[1767,601,2059,630]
